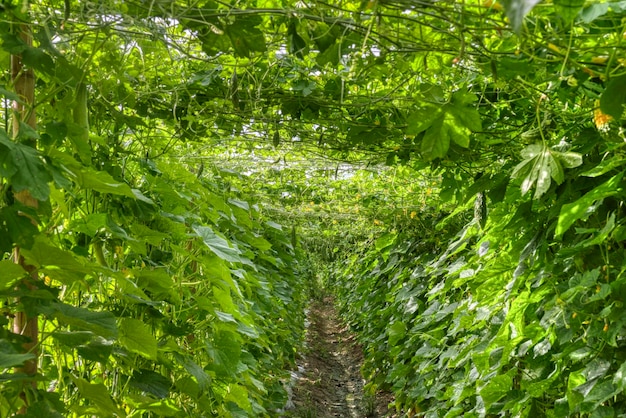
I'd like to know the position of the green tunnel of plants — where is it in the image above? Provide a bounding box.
[2,0,626,417]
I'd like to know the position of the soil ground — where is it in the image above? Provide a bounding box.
[280,296,394,418]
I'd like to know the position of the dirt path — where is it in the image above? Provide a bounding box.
[281,296,392,418]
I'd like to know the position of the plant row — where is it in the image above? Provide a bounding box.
[331,158,626,417]
[1,145,307,417]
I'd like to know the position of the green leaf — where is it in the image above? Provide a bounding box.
[316,42,340,66]
[206,330,241,377]
[129,369,171,399]
[421,115,449,160]
[225,18,266,58]
[555,171,624,237]
[554,0,585,23]
[600,75,626,120]
[0,260,27,291]
[71,377,125,418]
[480,374,513,408]
[500,0,542,33]
[375,233,396,252]
[388,321,406,346]
[118,318,158,360]
[555,151,583,169]
[0,85,20,102]
[70,213,108,237]
[582,1,626,22]
[580,380,619,413]
[511,144,578,199]
[448,102,482,133]
[192,224,242,263]
[174,353,212,392]
[51,150,135,197]
[613,361,626,390]
[225,384,252,413]
[52,303,118,339]
[406,106,442,135]
[0,136,51,201]
[76,337,113,364]
[21,238,93,284]
[567,371,587,411]
[136,269,173,295]
[582,157,626,177]
[578,212,615,248]
[0,351,36,369]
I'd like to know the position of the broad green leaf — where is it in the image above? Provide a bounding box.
[555,171,624,237]
[126,397,180,416]
[580,3,610,23]
[580,380,619,413]
[129,223,169,246]
[0,136,51,201]
[582,157,626,177]
[578,212,615,248]
[0,137,17,177]
[448,102,482,133]
[421,115,449,160]
[136,268,173,296]
[70,213,108,237]
[406,106,443,135]
[600,75,626,120]
[511,144,579,199]
[613,361,626,390]
[388,321,406,346]
[225,384,252,413]
[375,233,396,251]
[451,90,478,106]
[242,233,272,251]
[225,18,266,58]
[50,331,93,347]
[316,42,340,66]
[174,353,211,392]
[554,0,585,23]
[590,407,616,418]
[555,151,583,169]
[51,150,135,197]
[71,377,125,418]
[76,337,113,364]
[213,285,238,317]
[0,260,27,291]
[580,2,626,23]
[52,303,117,339]
[480,374,513,408]
[192,224,242,263]
[0,205,39,251]
[118,318,158,360]
[21,238,93,284]
[0,85,20,102]
[0,352,36,369]
[22,399,64,418]
[206,330,241,377]
[567,371,586,409]
[131,188,154,204]
[445,112,472,148]
[129,369,171,399]
[500,0,542,33]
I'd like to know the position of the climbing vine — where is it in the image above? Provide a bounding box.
[2,0,626,416]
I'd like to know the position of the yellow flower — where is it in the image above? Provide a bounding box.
[593,99,612,133]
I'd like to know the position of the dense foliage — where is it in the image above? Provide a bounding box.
[2,0,626,417]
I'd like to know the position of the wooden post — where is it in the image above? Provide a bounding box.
[11,22,40,413]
